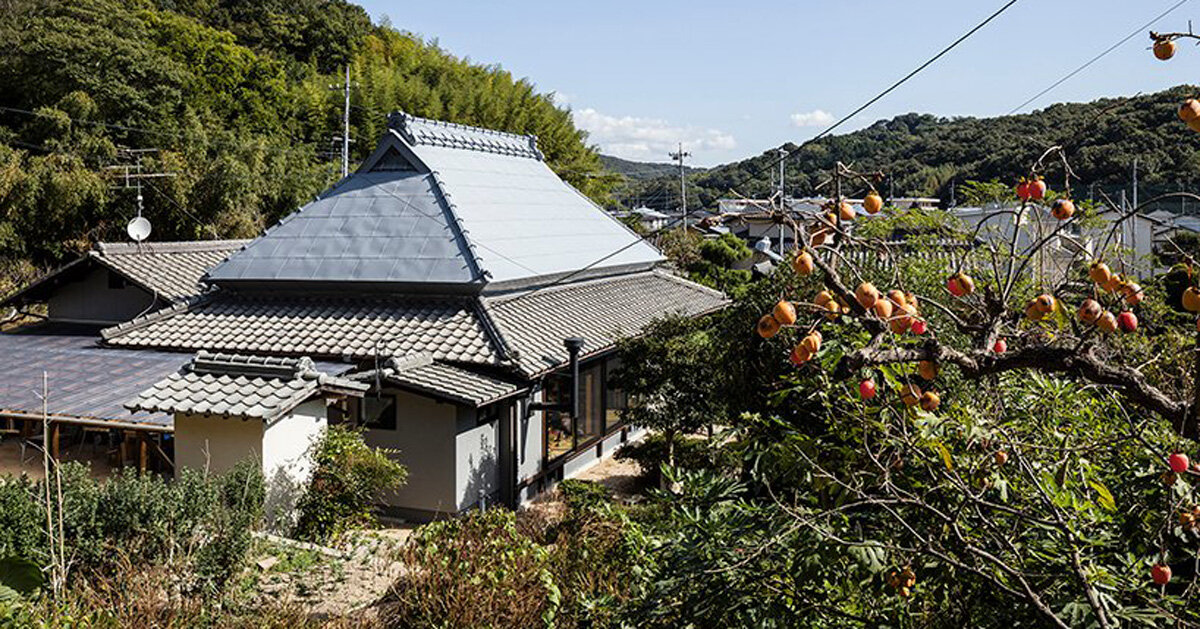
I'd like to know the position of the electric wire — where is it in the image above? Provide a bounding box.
[1008,0,1192,115]
[501,0,1022,308]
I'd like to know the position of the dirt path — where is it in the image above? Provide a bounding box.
[251,447,650,621]
[526,450,650,519]
[249,527,412,619]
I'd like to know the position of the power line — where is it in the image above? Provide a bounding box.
[1008,0,1191,114]
[503,1,1020,308]
[722,0,1020,198]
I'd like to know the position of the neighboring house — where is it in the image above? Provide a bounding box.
[714,197,941,255]
[625,206,671,232]
[1,240,248,324]
[0,112,726,522]
[953,204,1163,279]
[0,240,249,472]
[1145,209,1200,254]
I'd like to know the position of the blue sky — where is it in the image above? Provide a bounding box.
[358,0,1198,166]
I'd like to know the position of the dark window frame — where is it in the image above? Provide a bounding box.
[542,354,629,466]
[361,394,398,431]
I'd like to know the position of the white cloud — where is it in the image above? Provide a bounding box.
[790,109,835,128]
[572,108,736,161]
[550,91,571,107]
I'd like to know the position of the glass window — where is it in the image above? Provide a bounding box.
[544,376,572,460]
[361,395,397,430]
[604,357,627,432]
[577,364,602,445]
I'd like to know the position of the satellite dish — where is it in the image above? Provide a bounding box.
[127,216,152,242]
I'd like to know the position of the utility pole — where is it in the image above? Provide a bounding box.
[330,66,354,178]
[1132,158,1139,212]
[670,143,690,230]
[778,149,787,255]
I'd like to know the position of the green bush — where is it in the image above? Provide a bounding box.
[0,477,44,562]
[615,434,725,484]
[0,460,264,600]
[292,426,407,543]
[385,510,557,628]
[383,487,648,629]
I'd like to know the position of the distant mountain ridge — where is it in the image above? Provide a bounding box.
[600,154,704,181]
[615,86,1200,213]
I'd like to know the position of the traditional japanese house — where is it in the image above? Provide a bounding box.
[1,113,727,520]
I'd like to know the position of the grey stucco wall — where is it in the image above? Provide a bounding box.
[47,267,159,323]
[365,389,457,516]
[455,408,499,511]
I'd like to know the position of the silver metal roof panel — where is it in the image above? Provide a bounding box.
[206,113,662,292]
[206,170,481,287]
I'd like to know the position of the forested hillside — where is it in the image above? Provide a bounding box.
[620,87,1200,212]
[599,154,703,180]
[0,0,607,292]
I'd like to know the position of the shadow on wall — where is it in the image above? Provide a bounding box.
[264,465,305,534]
[262,429,326,534]
[461,432,498,511]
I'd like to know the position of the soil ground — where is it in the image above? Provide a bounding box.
[248,451,649,620]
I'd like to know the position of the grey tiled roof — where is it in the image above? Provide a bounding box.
[101,293,500,364]
[95,240,248,301]
[1,240,246,309]
[375,354,526,407]
[483,271,728,375]
[126,351,367,421]
[0,325,189,428]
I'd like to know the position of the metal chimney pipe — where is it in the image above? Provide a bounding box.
[564,337,585,423]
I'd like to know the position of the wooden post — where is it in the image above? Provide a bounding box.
[138,433,148,474]
[48,421,59,461]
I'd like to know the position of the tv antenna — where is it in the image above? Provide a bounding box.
[105,148,175,247]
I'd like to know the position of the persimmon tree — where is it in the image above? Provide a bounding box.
[737,146,1200,622]
[755,151,1200,439]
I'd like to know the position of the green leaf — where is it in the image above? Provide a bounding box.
[1088,480,1116,512]
[933,442,954,471]
[0,556,43,599]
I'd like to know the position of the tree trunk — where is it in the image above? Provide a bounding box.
[661,428,676,490]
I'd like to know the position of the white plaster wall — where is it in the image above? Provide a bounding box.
[174,413,263,477]
[364,390,457,515]
[262,399,327,526]
[518,393,544,485]
[47,267,158,324]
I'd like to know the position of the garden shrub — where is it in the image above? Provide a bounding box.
[0,476,44,562]
[292,426,407,543]
[614,433,725,484]
[382,485,649,629]
[383,509,557,628]
[0,460,264,600]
